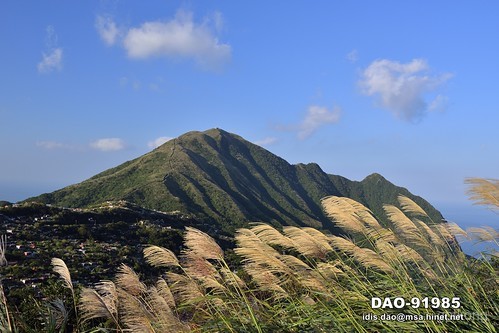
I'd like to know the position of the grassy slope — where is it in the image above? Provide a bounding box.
[27,128,443,232]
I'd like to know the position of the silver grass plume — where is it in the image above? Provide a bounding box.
[383,205,430,250]
[465,177,499,210]
[143,245,180,268]
[397,195,429,218]
[156,278,175,309]
[51,258,73,291]
[115,264,147,296]
[166,272,205,305]
[283,226,332,259]
[250,223,295,248]
[184,227,223,260]
[321,196,382,235]
[79,281,119,326]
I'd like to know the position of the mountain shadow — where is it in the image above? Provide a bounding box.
[27,128,444,233]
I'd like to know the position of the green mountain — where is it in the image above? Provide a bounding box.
[28,128,443,232]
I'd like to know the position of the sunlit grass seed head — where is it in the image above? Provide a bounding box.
[182,250,219,279]
[397,195,429,218]
[235,245,289,276]
[116,264,147,297]
[321,196,368,235]
[321,196,382,234]
[351,247,394,274]
[184,227,223,260]
[79,281,118,324]
[236,228,276,252]
[283,226,332,259]
[51,258,73,291]
[235,228,290,274]
[465,177,499,210]
[156,278,176,309]
[375,239,399,263]
[250,223,295,248]
[368,228,397,243]
[315,262,344,280]
[277,255,328,291]
[166,272,205,305]
[466,226,499,243]
[432,223,456,243]
[243,263,289,299]
[302,227,334,248]
[219,267,246,289]
[383,204,430,250]
[118,291,155,333]
[181,251,226,294]
[143,245,180,268]
[394,244,426,265]
[412,218,446,247]
[328,235,357,254]
[444,222,468,239]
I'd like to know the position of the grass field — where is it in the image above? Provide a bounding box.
[1,179,497,332]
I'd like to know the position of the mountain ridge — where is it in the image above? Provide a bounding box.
[27,128,444,232]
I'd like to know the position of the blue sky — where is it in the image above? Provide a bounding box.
[1,1,497,231]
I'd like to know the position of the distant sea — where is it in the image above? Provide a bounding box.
[436,203,498,257]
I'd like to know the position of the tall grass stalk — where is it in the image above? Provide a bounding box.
[0,284,17,333]
[51,258,79,333]
[8,177,496,332]
[69,193,497,332]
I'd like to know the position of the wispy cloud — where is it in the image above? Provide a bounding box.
[346,49,358,63]
[254,137,278,146]
[97,10,231,70]
[298,105,341,139]
[119,76,163,92]
[38,49,63,73]
[428,94,449,113]
[36,141,67,149]
[90,138,126,151]
[95,15,120,46]
[359,58,452,122]
[37,26,63,73]
[148,136,173,149]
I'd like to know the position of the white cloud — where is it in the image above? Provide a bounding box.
[148,136,173,148]
[38,26,63,73]
[120,76,163,91]
[210,11,224,33]
[119,76,142,90]
[36,141,66,149]
[346,49,358,63]
[298,105,341,139]
[122,10,231,69]
[119,76,129,86]
[254,137,278,146]
[359,58,452,122]
[91,138,125,151]
[95,15,120,46]
[428,94,449,113]
[38,48,63,73]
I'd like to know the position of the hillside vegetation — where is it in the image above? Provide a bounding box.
[28,129,444,232]
[3,181,496,333]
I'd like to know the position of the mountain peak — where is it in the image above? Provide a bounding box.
[363,173,387,182]
[26,129,444,232]
[204,127,230,136]
[174,128,248,150]
[178,128,238,140]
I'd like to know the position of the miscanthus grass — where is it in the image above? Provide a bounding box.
[2,178,497,332]
[72,194,496,332]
